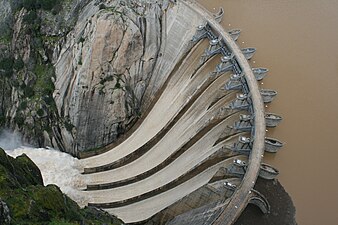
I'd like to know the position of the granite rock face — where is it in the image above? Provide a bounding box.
[54,0,164,153]
[0,0,200,154]
[0,0,97,152]
[0,0,176,155]
[0,199,11,225]
[0,0,12,35]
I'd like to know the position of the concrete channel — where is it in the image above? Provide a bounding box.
[76,1,277,224]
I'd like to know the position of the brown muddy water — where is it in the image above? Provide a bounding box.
[197,0,338,224]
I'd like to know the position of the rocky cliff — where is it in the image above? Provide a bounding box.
[0,147,124,224]
[0,0,176,155]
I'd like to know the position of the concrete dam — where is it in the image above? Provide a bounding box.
[75,1,283,224]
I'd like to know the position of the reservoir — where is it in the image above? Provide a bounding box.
[197,0,338,224]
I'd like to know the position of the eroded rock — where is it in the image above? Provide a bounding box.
[54,1,164,153]
[0,199,11,225]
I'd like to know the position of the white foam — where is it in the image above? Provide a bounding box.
[0,130,23,150]
[4,146,88,207]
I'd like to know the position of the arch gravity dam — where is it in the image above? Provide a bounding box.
[76,1,283,224]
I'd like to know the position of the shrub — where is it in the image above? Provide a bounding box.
[37,108,44,117]
[18,101,28,111]
[13,58,24,71]
[115,82,121,89]
[40,0,57,11]
[22,0,37,10]
[0,57,13,75]
[0,115,5,126]
[12,80,20,88]
[64,120,74,132]
[34,64,55,96]
[20,83,26,90]
[78,37,85,44]
[42,95,54,105]
[99,4,107,10]
[14,115,25,127]
[51,4,63,15]
[23,10,38,24]
[24,86,35,98]
[21,0,64,11]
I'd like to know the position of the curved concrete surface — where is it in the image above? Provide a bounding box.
[81,40,211,169]
[83,103,242,186]
[76,1,267,224]
[84,116,246,205]
[83,54,227,174]
[82,73,237,183]
[105,156,247,223]
[82,41,204,167]
[179,2,266,224]
[89,131,245,193]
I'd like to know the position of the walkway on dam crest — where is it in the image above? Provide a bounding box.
[182,1,266,224]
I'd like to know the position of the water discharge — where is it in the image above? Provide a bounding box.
[0,130,24,150]
[2,1,337,224]
[0,133,88,207]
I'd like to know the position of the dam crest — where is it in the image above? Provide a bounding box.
[76,1,283,224]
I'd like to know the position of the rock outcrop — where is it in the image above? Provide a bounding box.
[53,0,164,153]
[0,199,11,225]
[0,147,124,224]
[0,0,178,155]
[0,0,96,152]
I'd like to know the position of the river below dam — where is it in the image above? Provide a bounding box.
[197,0,338,224]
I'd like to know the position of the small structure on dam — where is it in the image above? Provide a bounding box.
[74,1,284,224]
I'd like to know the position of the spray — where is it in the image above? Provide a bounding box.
[0,130,88,207]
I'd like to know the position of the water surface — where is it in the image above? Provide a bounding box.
[197,0,338,224]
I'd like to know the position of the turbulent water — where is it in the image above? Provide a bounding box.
[0,130,88,207]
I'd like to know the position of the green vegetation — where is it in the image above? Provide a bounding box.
[49,219,77,225]
[0,57,14,77]
[78,37,85,44]
[99,75,114,85]
[99,4,107,10]
[23,10,38,24]
[64,119,74,132]
[2,2,62,140]
[21,0,64,11]
[0,148,124,225]
[0,0,74,146]
[37,108,44,117]
[42,95,54,106]
[24,86,35,98]
[14,115,25,127]
[0,30,12,44]
[99,75,124,91]
[115,81,121,89]
[13,58,24,71]
[18,101,28,111]
[33,63,55,96]
[0,116,5,126]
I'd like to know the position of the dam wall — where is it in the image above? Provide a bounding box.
[75,1,280,224]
